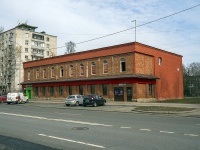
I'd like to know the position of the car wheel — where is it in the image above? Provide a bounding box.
[75,101,79,107]
[66,104,70,106]
[84,105,86,107]
[93,102,97,107]
[7,102,11,104]
[16,100,19,104]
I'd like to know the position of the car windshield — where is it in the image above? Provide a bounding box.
[67,96,75,99]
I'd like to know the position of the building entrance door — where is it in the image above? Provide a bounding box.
[126,87,132,101]
[114,87,124,101]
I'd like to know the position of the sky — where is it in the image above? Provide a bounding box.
[0,0,200,65]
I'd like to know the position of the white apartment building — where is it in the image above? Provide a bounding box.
[0,23,57,94]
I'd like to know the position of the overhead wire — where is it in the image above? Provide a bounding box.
[51,3,200,50]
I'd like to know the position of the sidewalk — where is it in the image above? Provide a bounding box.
[28,99,200,117]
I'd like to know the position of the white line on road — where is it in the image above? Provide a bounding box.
[55,112,82,115]
[140,129,151,131]
[0,112,113,127]
[38,134,105,149]
[160,131,175,134]
[120,126,131,129]
[184,134,199,137]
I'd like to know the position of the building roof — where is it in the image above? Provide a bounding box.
[16,23,38,30]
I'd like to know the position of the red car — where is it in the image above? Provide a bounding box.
[0,95,7,103]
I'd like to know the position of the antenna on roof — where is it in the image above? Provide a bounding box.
[18,20,21,25]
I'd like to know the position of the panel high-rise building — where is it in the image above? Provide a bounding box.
[0,23,57,94]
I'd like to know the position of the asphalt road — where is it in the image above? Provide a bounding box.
[0,103,200,150]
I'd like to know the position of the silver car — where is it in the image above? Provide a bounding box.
[65,95,84,106]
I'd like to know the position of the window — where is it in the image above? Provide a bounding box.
[35,87,38,96]
[51,67,55,78]
[70,65,73,77]
[69,86,73,95]
[102,84,107,95]
[25,33,29,38]
[91,62,96,75]
[79,85,83,95]
[120,58,126,72]
[59,86,63,96]
[103,60,108,74]
[42,87,46,96]
[46,44,50,48]
[25,40,29,45]
[25,55,28,60]
[25,48,28,53]
[27,71,30,80]
[80,64,84,76]
[91,85,95,94]
[149,84,153,95]
[60,66,64,77]
[50,86,54,96]
[47,51,49,56]
[158,57,162,66]
[43,68,47,79]
[36,69,39,79]
[46,37,50,41]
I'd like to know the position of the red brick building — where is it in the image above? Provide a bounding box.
[22,42,183,101]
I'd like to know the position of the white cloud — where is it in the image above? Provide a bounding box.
[0,0,200,64]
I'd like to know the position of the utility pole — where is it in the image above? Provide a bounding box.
[131,20,136,42]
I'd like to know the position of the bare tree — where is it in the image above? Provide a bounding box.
[65,41,76,54]
[0,29,20,94]
[183,62,200,97]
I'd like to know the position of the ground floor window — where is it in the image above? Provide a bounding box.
[149,84,153,95]
[69,86,72,95]
[79,85,83,95]
[91,85,95,94]
[50,86,54,96]
[102,84,107,95]
[35,87,38,96]
[42,87,46,96]
[59,86,63,96]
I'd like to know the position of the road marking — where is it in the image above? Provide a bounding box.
[160,131,174,134]
[140,129,151,131]
[120,126,131,129]
[0,112,113,127]
[55,112,82,115]
[38,134,105,149]
[184,134,199,137]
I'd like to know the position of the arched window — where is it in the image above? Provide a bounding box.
[91,62,96,75]
[103,60,108,74]
[51,67,55,78]
[80,64,84,76]
[60,66,64,77]
[27,70,30,80]
[43,68,46,79]
[36,69,39,79]
[120,58,126,72]
[70,65,73,77]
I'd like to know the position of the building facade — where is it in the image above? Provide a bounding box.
[0,23,57,94]
[22,42,183,101]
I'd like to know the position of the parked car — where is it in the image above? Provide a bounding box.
[7,93,28,104]
[0,95,7,103]
[83,94,106,107]
[65,95,84,106]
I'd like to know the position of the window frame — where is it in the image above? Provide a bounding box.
[91,62,96,75]
[103,60,108,74]
[120,58,126,72]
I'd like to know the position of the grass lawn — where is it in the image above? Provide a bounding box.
[156,97,200,104]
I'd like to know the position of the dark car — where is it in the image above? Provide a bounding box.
[0,95,7,103]
[83,94,106,107]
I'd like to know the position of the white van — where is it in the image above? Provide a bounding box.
[7,93,28,104]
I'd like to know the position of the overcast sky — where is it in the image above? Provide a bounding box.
[0,0,200,65]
